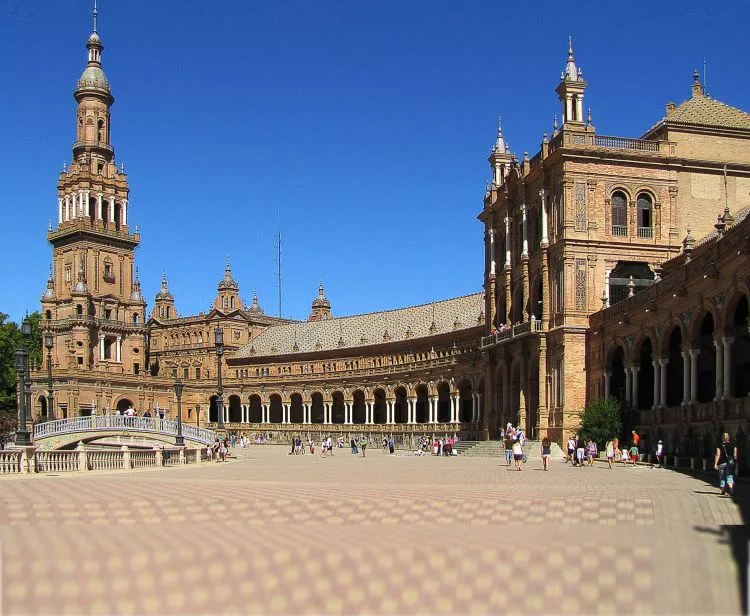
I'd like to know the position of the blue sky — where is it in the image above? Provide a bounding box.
[1,0,748,325]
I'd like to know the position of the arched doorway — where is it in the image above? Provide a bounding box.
[228,395,242,423]
[415,384,429,424]
[311,392,325,424]
[331,391,345,424]
[695,313,716,403]
[664,327,684,407]
[732,295,750,397]
[209,395,219,423]
[39,396,48,420]
[394,387,408,424]
[290,393,304,423]
[458,380,473,423]
[436,381,451,423]
[352,390,366,424]
[609,346,626,406]
[248,395,262,423]
[637,338,654,410]
[269,394,283,423]
[373,389,387,424]
[116,398,134,414]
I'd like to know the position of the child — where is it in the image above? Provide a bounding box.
[621,446,630,464]
[629,444,639,465]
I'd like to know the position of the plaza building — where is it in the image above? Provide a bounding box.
[479,40,750,442]
[28,13,750,446]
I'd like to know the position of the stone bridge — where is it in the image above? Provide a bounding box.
[33,416,217,451]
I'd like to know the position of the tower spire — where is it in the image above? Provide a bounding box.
[93,0,98,33]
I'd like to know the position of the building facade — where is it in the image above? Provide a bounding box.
[28,15,750,446]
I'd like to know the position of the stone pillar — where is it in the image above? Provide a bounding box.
[652,360,660,410]
[71,193,77,220]
[489,228,496,276]
[122,199,128,226]
[681,351,690,406]
[345,402,351,425]
[689,349,700,403]
[64,195,70,221]
[603,269,611,308]
[115,335,122,363]
[262,404,268,423]
[99,333,105,361]
[121,445,130,469]
[632,367,639,409]
[604,371,612,399]
[723,336,733,398]
[520,203,528,258]
[408,398,415,424]
[430,397,438,423]
[624,368,632,405]
[714,338,724,401]
[540,189,549,244]
[109,197,116,223]
[97,193,103,220]
[659,358,668,407]
[58,197,63,224]
[452,395,459,423]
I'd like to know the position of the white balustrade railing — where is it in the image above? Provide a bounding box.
[88,449,125,471]
[35,451,79,473]
[0,451,21,473]
[130,450,157,468]
[32,415,217,445]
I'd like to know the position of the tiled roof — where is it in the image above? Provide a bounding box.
[693,207,750,248]
[645,93,750,136]
[234,293,484,358]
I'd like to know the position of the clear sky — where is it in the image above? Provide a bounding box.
[1,0,748,325]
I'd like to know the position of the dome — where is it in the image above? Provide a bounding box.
[88,31,102,45]
[155,274,174,301]
[76,65,110,93]
[312,281,330,309]
[218,262,238,291]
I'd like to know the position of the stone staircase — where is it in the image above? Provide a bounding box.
[453,440,564,458]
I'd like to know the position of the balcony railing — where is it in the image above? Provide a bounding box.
[611,225,627,237]
[594,135,660,152]
[637,227,653,239]
[480,318,543,349]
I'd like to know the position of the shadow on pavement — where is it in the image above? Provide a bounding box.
[672,466,749,615]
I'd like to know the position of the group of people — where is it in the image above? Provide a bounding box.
[208,436,230,462]
[502,424,529,471]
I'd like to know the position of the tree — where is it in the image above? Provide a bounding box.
[576,397,622,448]
[0,312,42,441]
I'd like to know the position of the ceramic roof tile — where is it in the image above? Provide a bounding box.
[235,293,484,358]
[645,94,750,136]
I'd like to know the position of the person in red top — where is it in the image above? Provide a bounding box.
[632,430,640,453]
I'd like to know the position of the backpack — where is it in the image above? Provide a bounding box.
[723,444,737,469]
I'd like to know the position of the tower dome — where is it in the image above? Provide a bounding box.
[309,280,332,321]
[74,0,113,104]
[155,274,173,301]
[217,260,238,291]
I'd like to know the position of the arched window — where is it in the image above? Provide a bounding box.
[611,191,627,236]
[45,310,52,320]
[637,193,653,238]
[230,296,235,310]
[97,119,104,142]
[133,313,139,324]
[76,304,83,316]
[166,306,171,319]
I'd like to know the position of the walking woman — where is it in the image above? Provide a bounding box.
[541,436,551,471]
[715,433,738,497]
[512,438,524,471]
[605,439,615,469]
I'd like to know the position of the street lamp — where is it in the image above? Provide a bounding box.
[21,315,31,424]
[173,379,185,446]
[214,325,224,429]
[13,349,30,446]
[44,331,54,421]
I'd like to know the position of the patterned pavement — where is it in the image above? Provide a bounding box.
[0,446,744,614]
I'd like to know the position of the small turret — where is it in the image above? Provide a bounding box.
[309,280,332,321]
[488,115,513,187]
[215,258,240,311]
[152,274,176,320]
[555,36,588,126]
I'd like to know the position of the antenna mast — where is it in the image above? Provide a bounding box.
[274,210,282,317]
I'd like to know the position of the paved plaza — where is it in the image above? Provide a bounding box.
[0,445,746,615]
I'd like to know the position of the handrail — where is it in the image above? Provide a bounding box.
[480,318,543,349]
[32,415,217,445]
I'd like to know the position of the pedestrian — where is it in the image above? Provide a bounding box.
[504,432,514,466]
[631,430,640,457]
[388,436,395,455]
[351,437,358,455]
[512,438,523,471]
[656,440,664,467]
[360,436,367,458]
[320,440,326,458]
[605,439,615,469]
[541,436,551,471]
[586,439,598,466]
[629,442,639,466]
[326,436,333,456]
[715,433,738,497]
[576,438,585,468]
[567,435,576,464]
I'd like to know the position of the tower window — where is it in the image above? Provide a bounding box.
[611,191,627,236]
[637,193,653,238]
[97,119,104,142]
[76,304,83,316]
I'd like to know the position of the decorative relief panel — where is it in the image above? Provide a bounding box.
[575,259,587,310]
[575,182,587,231]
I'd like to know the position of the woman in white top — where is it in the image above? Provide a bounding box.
[605,440,615,469]
[512,440,524,471]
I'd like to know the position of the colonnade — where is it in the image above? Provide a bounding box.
[97,333,122,362]
[215,392,483,425]
[58,190,128,227]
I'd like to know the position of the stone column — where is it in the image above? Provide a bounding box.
[99,333,105,361]
[489,228,496,277]
[689,349,700,403]
[116,335,122,363]
[504,215,511,267]
[109,197,116,223]
[681,352,690,405]
[540,189,549,244]
[723,337,733,398]
[261,404,267,423]
[345,402,351,425]
[408,398,415,424]
[64,195,70,221]
[58,198,63,224]
[659,358,668,407]
[652,360,660,410]
[624,368,632,405]
[70,193,76,220]
[431,397,439,423]
[122,199,128,226]
[97,194,103,220]
[632,367,639,409]
[714,339,724,401]
[520,203,528,257]
[604,371,612,399]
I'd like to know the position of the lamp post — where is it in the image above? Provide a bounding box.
[21,316,32,424]
[173,379,185,446]
[13,349,30,446]
[44,331,54,421]
[215,325,224,429]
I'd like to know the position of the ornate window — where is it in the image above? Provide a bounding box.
[611,191,627,236]
[103,260,115,283]
[637,193,653,238]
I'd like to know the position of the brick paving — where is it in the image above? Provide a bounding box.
[0,446,744,614]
